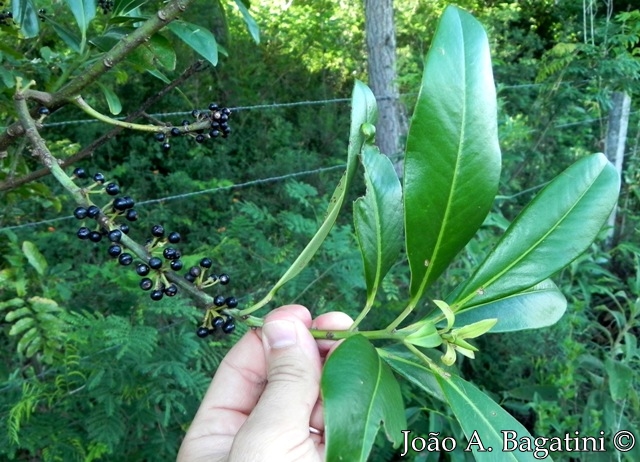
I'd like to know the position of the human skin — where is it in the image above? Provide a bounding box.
[177,304,353,462]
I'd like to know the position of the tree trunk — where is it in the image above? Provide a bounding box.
[604,91,630,249]
[365,0,406,176]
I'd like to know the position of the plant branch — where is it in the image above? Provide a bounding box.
[14,85,215,310]
[0,0,195,151]
[0,60,206,192]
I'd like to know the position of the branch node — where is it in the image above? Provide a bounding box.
[103,58,114,68]
[157,10,168,21]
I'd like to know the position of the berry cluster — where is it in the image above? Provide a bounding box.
[0,8,13,26]
[98,0,114,14]
[69,166,238,338]
[154,103,232,152]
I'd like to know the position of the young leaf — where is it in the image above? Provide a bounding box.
[354,144,403,305]
[168,21,219,67]
[64,0,96,37]
[453,279,566,332]
[253,81,376,304]
[449,153,620,310]
[21,241,47,276]
[436,373,545,461]
[12,0,40,39]
[404,5,501,301]
[113,0,149,16]
[233,0,260,44]
[322,335,406,462]
[97,83,123,115]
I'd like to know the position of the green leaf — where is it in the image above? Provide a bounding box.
[147,34,176,71]
[168,21,218,67]
[113,0,148,16]
[261,81,376,299]
[604,358,634,401]
[21,241,47,276]
[404,6,501,300]
[233,0,260,44]
[453,280,567,332]
[400,321,442,348]
[64,0,96,36]
[378,346,446,401]
[436,373,544,461]
[44,17,82,52]
[354,144,403,304]
[97,83,122,115]
[322,335,406,462]
[449,153,620,310]
[12,0,40,38]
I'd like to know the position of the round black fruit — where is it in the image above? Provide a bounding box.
[196,326,209,338]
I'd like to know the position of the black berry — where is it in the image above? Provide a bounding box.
[154,132,166,142]
[140,278,153,291]
[73,207,88,219]
[209,129,220,138]
[89,231,102,242]
[170,260,184,271]
[105,183,120,195]
[77,227,90,240]
[73,167,88,178]
[170,127,181,136]
[213,316,225,329]
[125,209,138,221]
[120,224,130,234]
[93,172,105,183]
[213,295,226,307]
[222,317,236,334]
[38,107,50,115]
[218,273,230,285]
[107,244,122,257]
[208,103,218,111]
[163,247,178,260]
[185,273,196,283]
[118,253,133,266]
[108,229,122,242]
[225,297,238,308]
[188,266,201,278]
[196,326,209,338]
[136,264,150,276]
[150,289,164,301]
[151,225,165,237]
[191,109,200,118]
[195,134,205,143]
[164,284,178,297]
[162,142,171,151]
[87,205,100,218]
[148,257,163,270]
[167,232,181,243]
[200,258,212,268]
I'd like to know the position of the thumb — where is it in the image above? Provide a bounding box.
[244,317,321,437]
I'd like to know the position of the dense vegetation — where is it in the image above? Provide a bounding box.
[0,0,638,460]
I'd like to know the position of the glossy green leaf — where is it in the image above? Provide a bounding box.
[322,335,406,462]
[450,153,620,310]
[45,17,82,53]
[113,0,148,16]
[404,6,501,300]
[354,144,403,304]
[233,0,260,44]
[378,346,445,401]
[168,21,218,67]
[12,0,40,38]
[604,358,633,401]
[21,241,47,276]
[64,0,96,36]
[147,34,176,71]
[400,321,442,349]
[453,280,567,332]
[98,83,123,115]
[263,81,376,298]
[436,373,544,461]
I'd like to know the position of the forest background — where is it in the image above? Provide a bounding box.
[0,0,639,460]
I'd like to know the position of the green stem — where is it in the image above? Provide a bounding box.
[385,294,421,332]
[350,292,375,331]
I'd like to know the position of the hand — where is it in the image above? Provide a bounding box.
[177,304,353,462]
